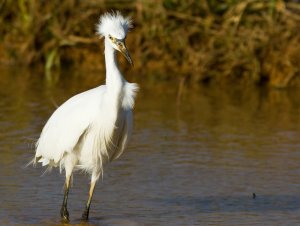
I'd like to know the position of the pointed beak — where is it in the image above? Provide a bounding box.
[119,41,133,67]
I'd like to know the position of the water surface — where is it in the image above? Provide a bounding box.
[0,67,300,225]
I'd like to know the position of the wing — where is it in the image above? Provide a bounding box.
[35,85,105,164]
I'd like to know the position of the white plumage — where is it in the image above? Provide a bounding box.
[32,12,138,221]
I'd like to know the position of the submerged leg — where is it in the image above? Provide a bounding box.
[81,180,97,221]
[60,174,71,221]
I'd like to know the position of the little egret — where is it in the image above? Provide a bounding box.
[31,12,138,221]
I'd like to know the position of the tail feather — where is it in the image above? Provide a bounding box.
[26,155,41,167]
[25,155,55,175]
[38,158,50,166]
[24,157,36,168]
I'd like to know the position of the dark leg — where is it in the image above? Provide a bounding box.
[60,175,71,222]
[81,181,96,221]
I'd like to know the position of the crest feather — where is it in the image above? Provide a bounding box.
[96,11,132,39]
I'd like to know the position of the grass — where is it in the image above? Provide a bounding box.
[0,0,300,87]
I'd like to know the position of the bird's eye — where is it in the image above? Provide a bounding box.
[108,35,113,40]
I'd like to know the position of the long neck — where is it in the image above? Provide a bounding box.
[104,38,124,91]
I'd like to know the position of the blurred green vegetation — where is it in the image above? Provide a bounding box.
[0,0,300,87]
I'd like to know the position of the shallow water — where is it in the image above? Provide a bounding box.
[0,67,300,226]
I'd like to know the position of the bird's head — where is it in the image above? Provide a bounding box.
[96,11,133,66]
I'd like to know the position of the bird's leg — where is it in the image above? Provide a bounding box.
[81,180,96,221]
[60,174,71,222]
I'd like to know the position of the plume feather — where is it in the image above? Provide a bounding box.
[96,11,132,39]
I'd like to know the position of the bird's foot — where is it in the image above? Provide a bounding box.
[60,206,69,222]
[81,209,89,221]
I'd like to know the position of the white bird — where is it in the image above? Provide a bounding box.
[31,12,138,221]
